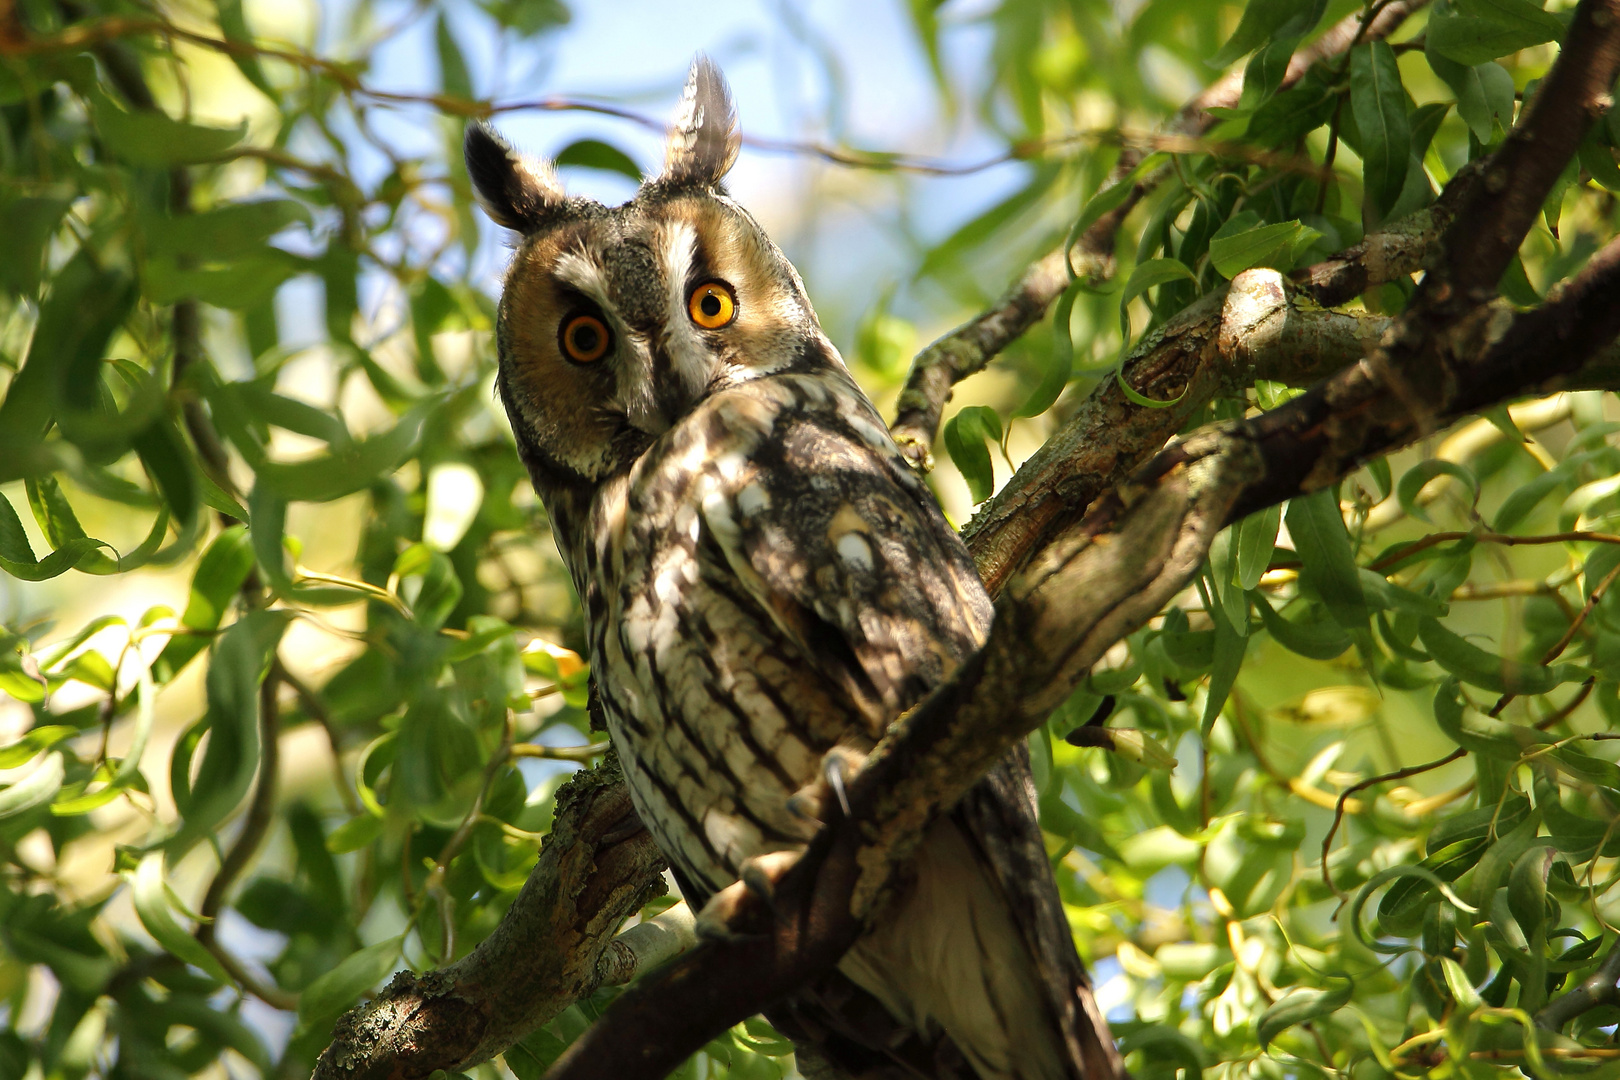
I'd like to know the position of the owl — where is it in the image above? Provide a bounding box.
[466,58,1124,1080]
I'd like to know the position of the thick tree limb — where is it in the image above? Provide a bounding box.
[887,0,1430,466]
[539,5,1620,1074]
[310,759,667,1080]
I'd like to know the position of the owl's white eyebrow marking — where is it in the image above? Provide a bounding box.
[553,248,617,317]
[656,218,716,399]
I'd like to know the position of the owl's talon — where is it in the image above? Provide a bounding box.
[825,756,851,818]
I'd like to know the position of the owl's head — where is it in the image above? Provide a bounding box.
[467,57,834,495]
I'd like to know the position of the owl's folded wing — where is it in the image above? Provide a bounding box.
[698,379,994,732]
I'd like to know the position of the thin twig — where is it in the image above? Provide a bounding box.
[1321,749,1466,897]
[1371,530,1620,573]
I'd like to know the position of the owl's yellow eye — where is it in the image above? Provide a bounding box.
[687,282,736,329]
[560,314,611,363]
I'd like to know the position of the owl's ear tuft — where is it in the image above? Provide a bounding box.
[661,55,739,189]
[465,120,566,232]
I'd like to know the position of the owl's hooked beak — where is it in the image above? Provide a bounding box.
[617,335,712,438]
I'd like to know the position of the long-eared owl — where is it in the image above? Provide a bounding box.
[466,58,1124,1080]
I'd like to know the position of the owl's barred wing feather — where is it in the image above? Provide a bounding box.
[696,370,992,729]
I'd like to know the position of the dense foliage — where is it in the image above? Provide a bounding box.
[0,0,1617,1078]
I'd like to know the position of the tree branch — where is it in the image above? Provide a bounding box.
[311,756,668,1080]
[887,0,1431,466]
[1536,940,1620,1030]
[962,185,1462,595]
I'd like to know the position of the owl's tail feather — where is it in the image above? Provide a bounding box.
[798,750,1126,1080]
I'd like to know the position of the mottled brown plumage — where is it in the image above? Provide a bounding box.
[467,57,1124,1080]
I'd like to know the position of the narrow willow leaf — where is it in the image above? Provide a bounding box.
[1418,622,1570,695]
[1017,280,1082,418]
[435,13,473,99]
[1286,491,1369,636]
[554,139,644,182]
[130,852,229,982]
[1427,0,1562,65]
[1256,978,1353,1046]
[88,89,245,167]
[0,726,75,769]
[297,936,403,1022]
[1396,459,1478,523]
[1207,220,1321,278]
[166,611,289,854]
[1253,592,1353,659]
[1235,504,1281,591]
[943,409,997,503]
[1209,0,1325,67]
[1350,42,1411,219]
[0,751,64,819]
[0,492,105,581]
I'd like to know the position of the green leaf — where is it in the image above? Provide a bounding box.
[298,936,403,1023]
[1210,0,1326,67]
[215,0,273,94]
[0,491,107,581]
[1396,459,1478,523]
[89,89,246,167]
[151,526,256,683]
[0,751,65,819]
[1117,257,1198,351]
[325,813,385,854]
[554,139,644,182]
[0,726,76,769]
[1286,490,1369,637]
[1254,592,1353,659]
[133,418,199,526]
[1581,127,1620,191]
[1427,0,1563,65]
[1208,220,1322,278]
[1417,622,1571,694]
[0,194,70,295]
[1350,42,1411,219]
[1017,280,1081,418]
[1235,503,1281,592]
[435,13,474,99]
[1429,51,1517,143]
[142,248,302,310]
[256,409,428,502]
[943,408,1000,503]
[1256,978,1353,1046]
[144,199,311,262]
[130,852,229,982]
[166,611,289,854]
[0,248,137,479]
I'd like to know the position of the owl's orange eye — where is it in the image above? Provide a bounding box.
[560,314,611,363]
[687,281,736,329]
